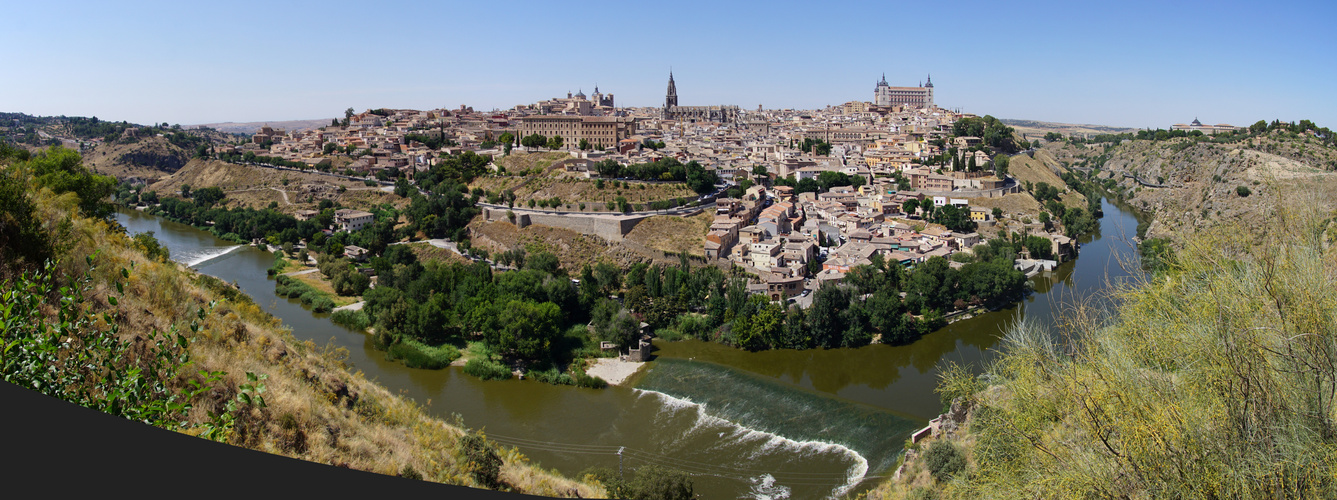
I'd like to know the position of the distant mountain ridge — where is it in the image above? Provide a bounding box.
[1001,118,1141,139]
[186,118,334,135]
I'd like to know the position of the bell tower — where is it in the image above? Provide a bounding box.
[665,71,678,108]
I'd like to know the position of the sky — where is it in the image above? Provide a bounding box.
[3,0,1334,130]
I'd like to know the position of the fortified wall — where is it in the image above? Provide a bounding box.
[480,208,648,242]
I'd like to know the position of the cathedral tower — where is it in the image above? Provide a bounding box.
[665,72,678,108]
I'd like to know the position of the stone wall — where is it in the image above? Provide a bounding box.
[481,208,649,242]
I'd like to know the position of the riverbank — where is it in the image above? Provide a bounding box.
[583,357,645,386]
[43,208,604,497]
[115,196,1149,500]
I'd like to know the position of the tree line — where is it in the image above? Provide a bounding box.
[592,157,719,194]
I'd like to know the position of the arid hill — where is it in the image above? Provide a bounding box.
[82,136,194,182]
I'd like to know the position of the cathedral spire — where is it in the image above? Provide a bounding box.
[665,71,678,108]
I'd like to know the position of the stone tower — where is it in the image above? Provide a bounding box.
[665,71,678,108]
[924,74,934,108]
[874,73,891,107]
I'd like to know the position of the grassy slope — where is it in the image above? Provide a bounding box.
[148,159,408,214]
[474,152,696,208]
[17,179,604,497]
[866,188,1337,499]
[623,211,713,257]
[1047,131,1337,244]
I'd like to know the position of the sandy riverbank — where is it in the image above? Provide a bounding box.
[584,357,646,386]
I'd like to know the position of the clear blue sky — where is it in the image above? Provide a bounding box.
[4,0,1333,130]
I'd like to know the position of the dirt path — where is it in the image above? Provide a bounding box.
[270,187,292,205]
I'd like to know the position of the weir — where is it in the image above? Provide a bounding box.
[634,358,924,487]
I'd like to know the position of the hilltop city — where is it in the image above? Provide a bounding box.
[7,71,1248,311]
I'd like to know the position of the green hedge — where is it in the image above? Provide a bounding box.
[331,309,370,330]
[387,339,460,369]
[463,358,512,381]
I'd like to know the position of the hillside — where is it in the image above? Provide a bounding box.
[82,135,194,181]
[623,211,712,258]
[187,118,334,135]
[468,216,704,272]
[148,159,408,214]
[868,125,1337,499]
[1,147,603,497]
[867,199,1337,499]
[1000,118,1140,141]
[474,152,697,209]
[1039,128,1337,243]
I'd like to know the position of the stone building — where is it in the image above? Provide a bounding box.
[874,74,934,109]
[517,115,638,150]
[661,72,740,123]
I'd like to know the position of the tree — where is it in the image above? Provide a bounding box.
[547,135,564,150]
[628,464,694,500]
[992,207,1003,220]
[490,300,561,360]
[578,138,590,151]
[902,198,919,216]
[192,186,225,208]
[808,286,852,348]
[752,165,768,177]
[323,142,337,155]
[0,167,54,270]
[994,154,1010,177]
[525,251,562,277]
[180,184,192,198]
[1236,185,1252,197]
[521,133,546,149]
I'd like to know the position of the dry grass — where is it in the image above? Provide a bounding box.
[20,179,604,498]
[148,160,407,214]
[289,271,360,307]
[961,192,1040,217]
[469,219,612,271]
[82,136,191,182]
[865,200,1337,499]
[623,211,712,257]
[472,153,696,208]
[404,242,472,265]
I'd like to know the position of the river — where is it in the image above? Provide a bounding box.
[114,197,1143,499]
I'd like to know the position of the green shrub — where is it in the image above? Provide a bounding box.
[1236,185,1251,197]
[573,370,608,389]
[386,339,460,369]
[463,358,512,381]
[458,434,502,488]
[331,309,370,330]
[655,327,684,342]
[309,296,335,313]
[923,439,966,483]
[526,367,575,386]
[266,251,287,276]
